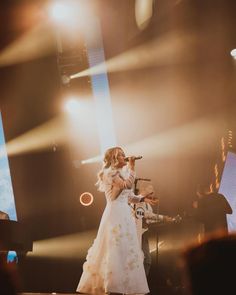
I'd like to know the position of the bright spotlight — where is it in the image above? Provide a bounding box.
[81,155,103,165]
[230,49,236,59]
[135,0,154,30]
[50,3,72,22]
[64,98,80,113]
[79,192,94,206]
[49,2,80,24]
[48,0,91,28]
[61,74,71,85]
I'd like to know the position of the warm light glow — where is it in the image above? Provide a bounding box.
[81,155,103,165]
[71,31,195,79]
[0,116,68,158]
[230,49,236,59]
[214,164,218,177]
[82,17,117,154]
[79,192,94,206]
[209,184,213,192]
[135,0,154,30]
[221,137,225,149]
[47,0,93,29]
[0,22,55,67]
[80,116,225,165]
[28,231,97,259]
[50,3,71,22]
[64,98,80,114]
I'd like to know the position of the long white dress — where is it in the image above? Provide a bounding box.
[76,166,149,294]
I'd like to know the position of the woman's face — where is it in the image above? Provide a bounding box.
[115,149,126,168]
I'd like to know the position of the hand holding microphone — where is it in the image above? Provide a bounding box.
[125,155,142,171]
[124,156,143,162]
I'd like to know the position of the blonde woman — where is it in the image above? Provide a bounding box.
[77,147,156,295]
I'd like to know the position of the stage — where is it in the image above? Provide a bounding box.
[20,293,77,295]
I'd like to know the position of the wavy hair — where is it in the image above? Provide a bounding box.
[96,147,124,191]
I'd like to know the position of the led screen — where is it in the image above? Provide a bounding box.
[219,151,236,232]
[0,112,18,262]
[0,112,17,221]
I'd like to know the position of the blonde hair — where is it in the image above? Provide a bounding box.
[96,147,124,191]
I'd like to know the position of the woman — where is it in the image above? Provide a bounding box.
[77,147,155,294]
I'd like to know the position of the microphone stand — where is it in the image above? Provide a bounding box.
[134,178,139,195]
[134,177,160,269]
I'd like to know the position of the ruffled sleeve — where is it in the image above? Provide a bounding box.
[127,191,142,203]
[114,169,136,190]
[104,168,136,201]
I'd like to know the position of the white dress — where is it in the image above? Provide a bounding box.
[76,166,149,295]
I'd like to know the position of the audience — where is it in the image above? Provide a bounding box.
[181,232,236,295]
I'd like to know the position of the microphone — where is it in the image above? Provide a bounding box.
[125,156,143,162]
[135,177,151,182]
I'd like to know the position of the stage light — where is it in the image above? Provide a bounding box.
[81,155,103,165]
[230,49,236,59]
[0,116,68,158]
[80,116,224,166]
[28,230,97,259]
[61,74,71,85]
[79,192,94,207]
[47,0,92,29]
[0,22,55,67]
[70,31,194,80]
[135,0,154,30]
[49,2,76,23]
[51,3,66,20]
[64,98,80,113]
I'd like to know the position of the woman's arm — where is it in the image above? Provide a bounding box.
[108,170,136,200]
[128,191,158,204]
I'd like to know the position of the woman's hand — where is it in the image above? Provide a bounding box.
[143,192,159,206]
[127,156,136,171]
